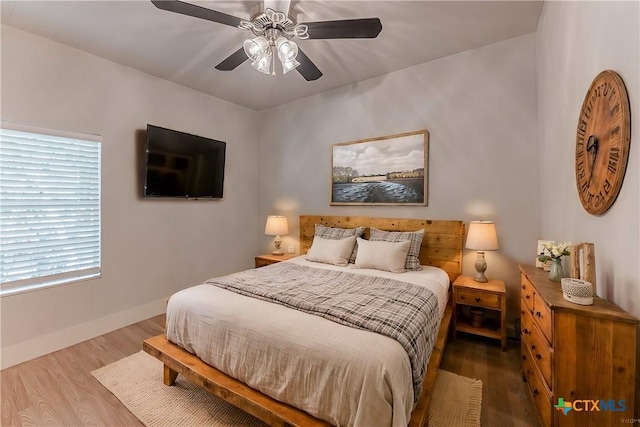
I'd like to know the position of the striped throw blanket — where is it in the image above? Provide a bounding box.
[205,262,440,402]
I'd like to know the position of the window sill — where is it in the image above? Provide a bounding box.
[0,273,102,298]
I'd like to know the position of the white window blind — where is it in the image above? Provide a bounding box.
[0,123,101,296]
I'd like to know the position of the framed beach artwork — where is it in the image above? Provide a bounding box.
[331,130,429,205]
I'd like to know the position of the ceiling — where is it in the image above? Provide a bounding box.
[1,1,543,110]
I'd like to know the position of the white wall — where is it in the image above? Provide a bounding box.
[257,34,539,326]
[536,1,639,318]
[0,25,259,368]
[536,1,640,407]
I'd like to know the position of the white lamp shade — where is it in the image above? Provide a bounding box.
[465,221,498,251]
[265,215,289,236]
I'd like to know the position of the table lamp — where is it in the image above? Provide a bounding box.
[465,221,499,283]
[265,215,289,255]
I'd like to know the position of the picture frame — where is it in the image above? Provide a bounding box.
[331,130,428,206]
[536,239,553,270]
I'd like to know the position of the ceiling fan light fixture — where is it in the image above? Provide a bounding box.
[251,48,273,75]
[275,37,298,63]
[281,57,300,74]
[243,36,269,61]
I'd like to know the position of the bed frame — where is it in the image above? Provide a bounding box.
[143,216,464,427]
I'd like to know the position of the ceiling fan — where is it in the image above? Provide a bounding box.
[151,0,382,81]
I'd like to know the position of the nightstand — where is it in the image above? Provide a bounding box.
[452,275,506,351]
[255,253,297,268]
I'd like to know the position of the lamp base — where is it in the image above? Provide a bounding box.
[474,251,488,283]
[272,235,283,256]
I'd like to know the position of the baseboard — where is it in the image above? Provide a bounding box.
[0,297,168,370]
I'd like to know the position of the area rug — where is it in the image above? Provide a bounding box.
[92,351,482,427]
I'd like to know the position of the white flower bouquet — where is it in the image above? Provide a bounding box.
[537,242,571,263]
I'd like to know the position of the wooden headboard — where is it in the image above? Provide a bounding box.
[299,215,464,282]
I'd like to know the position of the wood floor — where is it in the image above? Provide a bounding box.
[1,315,541,427]
[441,334,541,427]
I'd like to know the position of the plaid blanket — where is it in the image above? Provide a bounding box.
[206,262,440,402]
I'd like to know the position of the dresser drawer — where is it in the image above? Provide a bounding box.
[521,309,553,389]
[520,306,535,344]
[520,274,535,314]
[533,292,553,344]
[522,344,552,427]
[456,289,500,309]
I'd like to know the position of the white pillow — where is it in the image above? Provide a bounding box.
[369,227,424,271]
[306,235,357,267]
[354,238,411,273]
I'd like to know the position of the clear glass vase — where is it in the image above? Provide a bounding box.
[548,258,563,282]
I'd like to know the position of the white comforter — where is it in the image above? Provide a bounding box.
[165,256,449,427]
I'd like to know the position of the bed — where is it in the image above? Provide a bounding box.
[143,216,464,427]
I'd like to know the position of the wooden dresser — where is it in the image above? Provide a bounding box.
[520,264,638,427]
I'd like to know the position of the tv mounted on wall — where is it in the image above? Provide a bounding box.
[144,124,226,199]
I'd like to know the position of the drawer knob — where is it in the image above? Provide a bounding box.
[475,297,481,302]
[460,295,465,299]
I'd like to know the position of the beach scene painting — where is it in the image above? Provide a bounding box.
[331,130,428,205]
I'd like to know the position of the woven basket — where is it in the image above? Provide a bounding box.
[561,278,593,305]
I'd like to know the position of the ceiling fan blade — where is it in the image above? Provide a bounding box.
[151,0,243,28]
[295,48,323,81]
[215,48,248,71]
[303,18,382,39]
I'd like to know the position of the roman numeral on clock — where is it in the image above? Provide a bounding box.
[608,147,620,174]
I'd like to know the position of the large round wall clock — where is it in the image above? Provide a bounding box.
[575,70,631,215]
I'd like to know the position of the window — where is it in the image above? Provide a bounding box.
[0,122,101,296]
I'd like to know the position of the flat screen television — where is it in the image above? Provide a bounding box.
[144,124,226,199]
